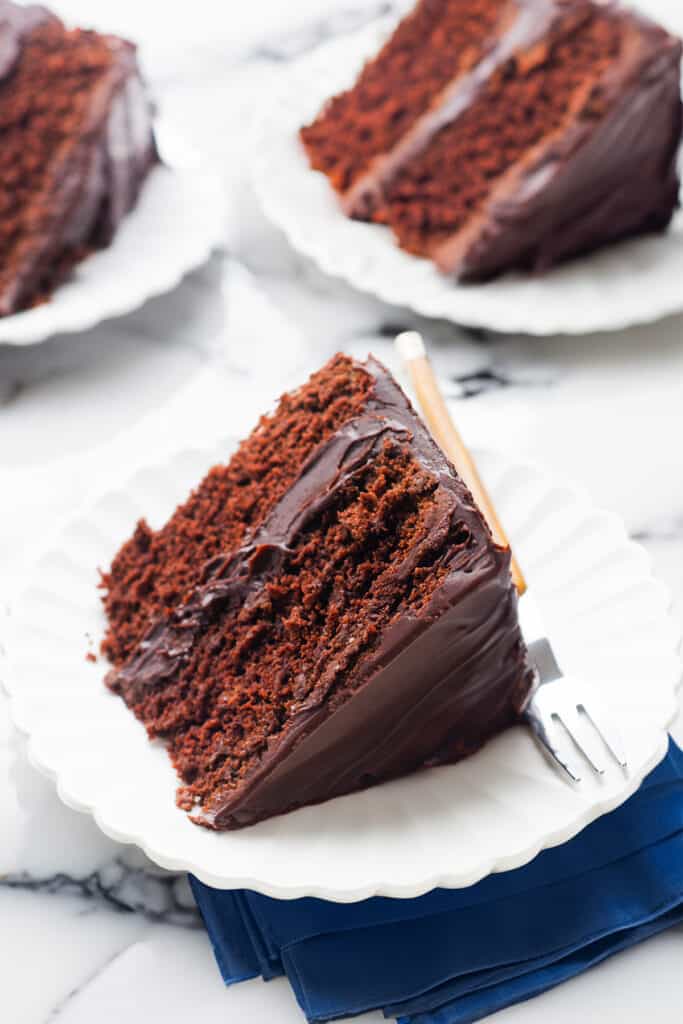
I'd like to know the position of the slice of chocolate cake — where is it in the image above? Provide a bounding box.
[101,356,532,830]
[300,0,682,280]
[0,1,157,315]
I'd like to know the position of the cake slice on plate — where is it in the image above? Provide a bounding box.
[300,0,682,280]
[101,356,532,830]
[0,1,157,315]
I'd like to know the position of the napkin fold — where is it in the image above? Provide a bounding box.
[191,740,683,1023]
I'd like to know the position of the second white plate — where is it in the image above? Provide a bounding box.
[3,442,681,900]
[252,16,683,336]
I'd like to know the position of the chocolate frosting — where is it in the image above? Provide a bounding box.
[0,2,158,315]
[108,358,532,831]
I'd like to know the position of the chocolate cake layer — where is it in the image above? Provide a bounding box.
[103,357,532,830]
[301,0,682,280]
[0,1,157,314]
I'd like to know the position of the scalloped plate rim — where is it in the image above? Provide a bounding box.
[2,442,681,901]
[16,726,674,900]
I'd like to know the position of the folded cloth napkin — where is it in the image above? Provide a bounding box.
[191,740,683,1024]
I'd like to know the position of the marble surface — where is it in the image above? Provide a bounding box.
[1,1,682,1020]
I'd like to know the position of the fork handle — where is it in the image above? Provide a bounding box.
[396,332,527,596]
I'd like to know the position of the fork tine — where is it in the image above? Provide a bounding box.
[555,706,607,775]
[525,709,582,783]
[578,702,629,769]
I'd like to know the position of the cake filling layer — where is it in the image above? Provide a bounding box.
[300,0,511,195]
[371,6,622,256]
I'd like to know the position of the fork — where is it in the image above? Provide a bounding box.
[395,331,628,783]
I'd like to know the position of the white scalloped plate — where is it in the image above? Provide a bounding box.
[251,15,683,335]
[0,158,225,346]
[3,442,681,900]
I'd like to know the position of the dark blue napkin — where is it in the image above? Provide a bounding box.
[191,740,683,1023]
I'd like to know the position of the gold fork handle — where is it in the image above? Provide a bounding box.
[396,332,527,596]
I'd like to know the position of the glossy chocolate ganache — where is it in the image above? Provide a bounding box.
[103,357,532,830]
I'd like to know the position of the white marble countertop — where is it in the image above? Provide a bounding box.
[1,1,682,1021]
